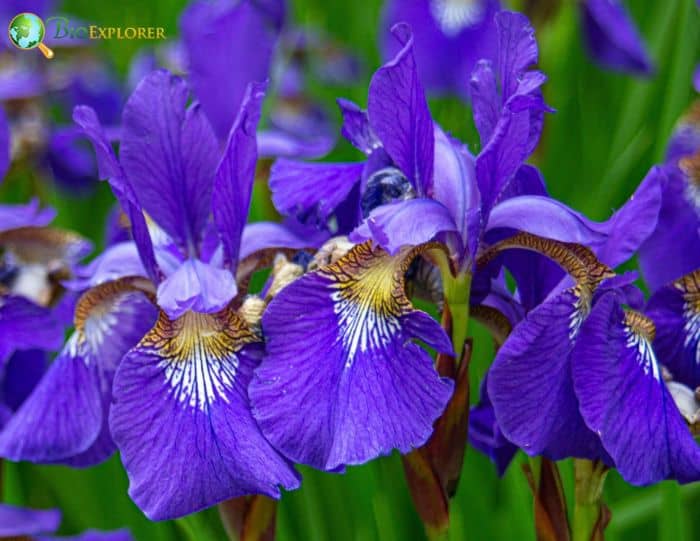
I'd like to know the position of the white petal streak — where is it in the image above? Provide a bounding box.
[147,310,257,412]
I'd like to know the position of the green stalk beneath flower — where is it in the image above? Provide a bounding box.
[573,459,610,541]
[434,251,471,359]
[402,253,472,541]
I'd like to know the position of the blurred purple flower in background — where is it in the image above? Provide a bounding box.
[379,0,652,101]
[579,0,653,76]
[181,0,341,159]
[0,503,132,540]
[381,0,500,98]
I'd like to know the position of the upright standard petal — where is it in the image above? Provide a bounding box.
[495,11,539,102]
[110,308,299,520]
[213,81,266,270]
[639,163,700,292]
[337,98,380,154]
[470,11,548,147]
[475,110,532,216]
[250,242,454,471]
[572,294,700,484]
[580,0,653,76]
[270,159,363,225]
[181,0,280,139]
[0,279,158,466]
[73,106,160,284]
[646,270,700,389]
[368,24,434,197]
[432,126,480,264]
[120,71,218,251]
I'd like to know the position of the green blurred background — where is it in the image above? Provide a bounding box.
[2,0,699,539]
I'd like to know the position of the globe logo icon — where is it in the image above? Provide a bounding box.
[7,12,54,58]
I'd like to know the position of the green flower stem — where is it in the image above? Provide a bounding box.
[573,459,609,541]
[436,254,471,358]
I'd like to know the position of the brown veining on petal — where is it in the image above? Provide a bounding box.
[313,241,447,363]
[674,269,700,299]
[143,307,258,364]
[74,276,156,333]
[321,240,447,317]
[476,232,614,291]
[624,310,656,343]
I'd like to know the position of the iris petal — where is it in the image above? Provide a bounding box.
[0,278,157,466]
[110,307,299,521]
[250,241,454,471]
[646,270,700,389]
[368,24,434,197]
[487,287,608,461]
[573,294,700,484]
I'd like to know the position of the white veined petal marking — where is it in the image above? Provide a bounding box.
[143,310,258,412]
[322,243,414,369]
[683,303,700,365]
[624,312,661,382]
[332,290,402,367]
[674,271,700,365]
[430,0,485,36]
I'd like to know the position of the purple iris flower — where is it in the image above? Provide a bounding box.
[579,0,653,76]
[181,0,335,158]
[0,70,306,521]
[0,503,132,540]
[381,0,500,98]
[250,12,659,473]
[470,164,659,467]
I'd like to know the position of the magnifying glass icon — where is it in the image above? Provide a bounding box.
[8,12,55,59]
